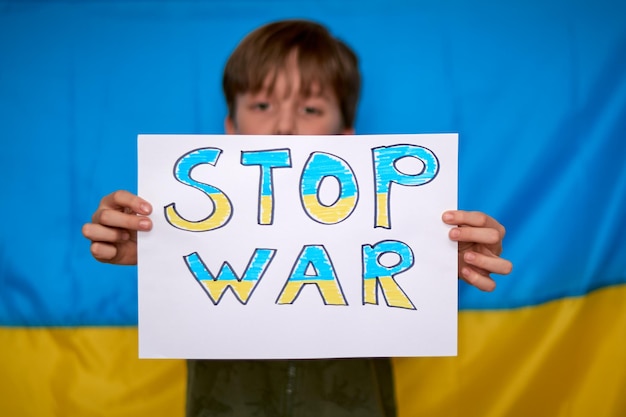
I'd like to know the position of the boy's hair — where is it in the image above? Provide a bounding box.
[223,19,361,129]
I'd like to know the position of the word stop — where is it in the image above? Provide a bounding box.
[164,144,439,230]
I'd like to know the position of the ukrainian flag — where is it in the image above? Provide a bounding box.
[1,1,624,416]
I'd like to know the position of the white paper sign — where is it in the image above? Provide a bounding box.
[138,134,458,359]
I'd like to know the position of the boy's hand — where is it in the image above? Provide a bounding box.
[442,210,513,291]
[82,190,152,265]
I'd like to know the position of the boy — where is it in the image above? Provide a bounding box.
[82,19,512,417]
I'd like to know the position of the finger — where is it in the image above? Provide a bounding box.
[82,222,130,243]
[464,251,513,276]
[92,208,153,232]
[443,210,505,237]
[459,265,497,292]
[97,190,152,215]
[449,226,501,245]
[89,240,138,265]
[90,241,119,262]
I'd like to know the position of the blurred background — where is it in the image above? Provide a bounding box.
[1,1,624,416]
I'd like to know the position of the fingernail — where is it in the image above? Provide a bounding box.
[140,203,151,214]
[464,252,475,262]
[443,212,453,222]
[139,219,151,230]
[450,228,460,239]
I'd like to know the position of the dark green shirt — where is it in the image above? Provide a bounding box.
[186,358,396,417]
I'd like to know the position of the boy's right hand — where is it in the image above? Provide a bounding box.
[82,190,153,265]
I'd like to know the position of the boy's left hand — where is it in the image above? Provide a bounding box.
[442,210,513,292]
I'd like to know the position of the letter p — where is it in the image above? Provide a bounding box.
[372,145,439,229]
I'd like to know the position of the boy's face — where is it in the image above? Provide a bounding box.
[225,53,354,136]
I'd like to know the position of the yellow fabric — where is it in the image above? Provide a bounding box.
[0,327,185,417]
[2,285,624,417]
[394,284,626,417]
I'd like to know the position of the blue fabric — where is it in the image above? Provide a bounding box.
[1,0,624,326]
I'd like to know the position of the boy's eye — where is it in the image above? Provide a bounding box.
[303,106,323,115]
[251,102,270,111]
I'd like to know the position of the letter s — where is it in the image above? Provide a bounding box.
[165,147,233,232]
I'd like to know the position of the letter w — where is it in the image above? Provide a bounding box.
[184,249,276,305]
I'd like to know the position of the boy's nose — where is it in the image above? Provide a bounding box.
[274,110,297,135]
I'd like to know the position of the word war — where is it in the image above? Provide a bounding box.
[184,240,417,310]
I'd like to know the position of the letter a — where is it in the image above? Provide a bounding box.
[277,245,347,305]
